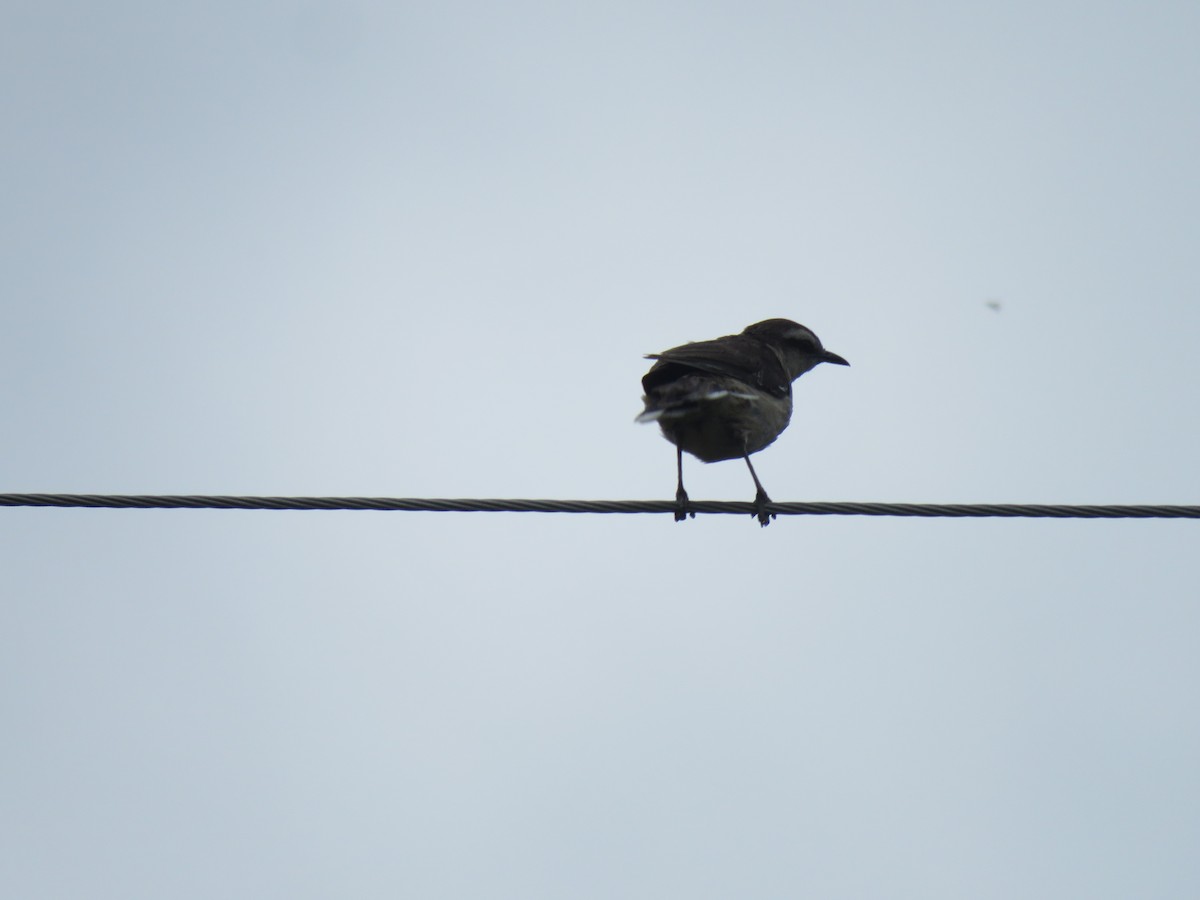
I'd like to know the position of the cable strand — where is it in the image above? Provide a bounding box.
[1,494,1198,519]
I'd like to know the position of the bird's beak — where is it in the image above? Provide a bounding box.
[821,350,850,366]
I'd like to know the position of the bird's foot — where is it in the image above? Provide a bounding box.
[752,489,775,527]
[674,487,695,523]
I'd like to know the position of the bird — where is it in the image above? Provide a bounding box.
[636,319,849,526]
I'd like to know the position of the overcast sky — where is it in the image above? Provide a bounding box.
[3,2,1200,898]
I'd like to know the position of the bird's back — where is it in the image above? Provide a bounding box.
[641,332,791,398]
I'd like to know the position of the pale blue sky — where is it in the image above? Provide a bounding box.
[3,2,1199,897]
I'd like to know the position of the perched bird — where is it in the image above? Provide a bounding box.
[636,319,849,526]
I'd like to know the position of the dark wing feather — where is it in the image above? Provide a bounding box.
[641,334,791,396]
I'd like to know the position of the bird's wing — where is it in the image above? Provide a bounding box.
[641,335,790,396]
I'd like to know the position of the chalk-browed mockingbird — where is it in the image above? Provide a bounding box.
[637,319,849,526]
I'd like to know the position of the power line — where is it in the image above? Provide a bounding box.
[1,493,1198,519]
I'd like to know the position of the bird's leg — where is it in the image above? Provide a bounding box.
[743,455,775,527]
[674,445,694,522]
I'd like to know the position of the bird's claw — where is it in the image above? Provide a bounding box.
[674,488,695,523]
[753,491,775,527]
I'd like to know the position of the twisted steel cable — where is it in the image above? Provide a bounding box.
[1,493,1198,519]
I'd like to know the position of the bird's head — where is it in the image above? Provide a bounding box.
[742,319,850,380]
